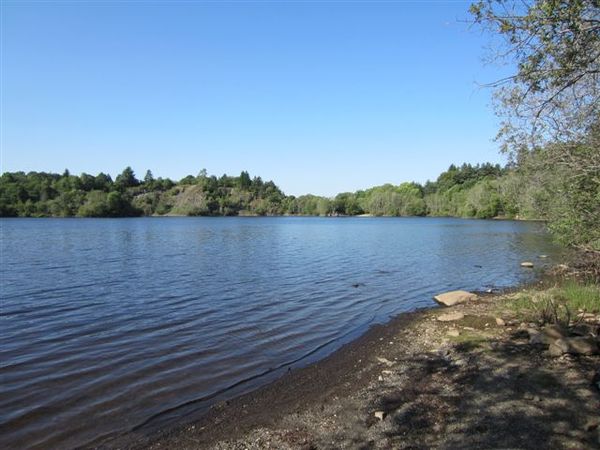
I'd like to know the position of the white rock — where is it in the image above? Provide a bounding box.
[374,411,385,421]
[521,262,534,268]
[376,357,394,367]
[495,317,506,326]
[549,338,570,357]
[577,312,597,321]
[437,312,465,322]
[433,290,478,307]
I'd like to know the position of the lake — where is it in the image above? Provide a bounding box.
[0,217,561,449]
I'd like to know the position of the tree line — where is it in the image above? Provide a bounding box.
[0,163,549,217]
[1,150,597,250]
[0,163,506,220]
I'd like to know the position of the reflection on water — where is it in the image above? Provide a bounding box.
[0,217,561,449]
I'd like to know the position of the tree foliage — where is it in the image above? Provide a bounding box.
[471,0,600,152]
[0,164,512,219]
[471,0,600,250]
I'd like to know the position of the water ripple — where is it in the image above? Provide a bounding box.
[0,217,561,449]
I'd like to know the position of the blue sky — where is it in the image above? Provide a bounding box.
[2,1,508,196]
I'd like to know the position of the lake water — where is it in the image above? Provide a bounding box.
[0,217,561,449]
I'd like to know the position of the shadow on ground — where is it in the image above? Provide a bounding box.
[369,336,599,449]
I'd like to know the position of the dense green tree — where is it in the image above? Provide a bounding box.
[333,192,363,215]
[79,173,96,192]
[144,170,155,185]
[179,175,196,185]
[78,191,110,217]
[239,171,252,189]
[358,183,426,216]
[115,167,139,190]
[50,190,86,217]
[94,173,113,191]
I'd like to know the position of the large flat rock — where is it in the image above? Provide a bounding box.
[433,290,478,307]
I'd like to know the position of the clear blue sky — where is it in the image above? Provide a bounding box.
[1,0,508,197]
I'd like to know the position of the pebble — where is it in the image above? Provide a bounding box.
[495,317,506,326]
[549,339,569,357]
[524,393,541,401]
[374,411,385,421]
[376,357,395,366]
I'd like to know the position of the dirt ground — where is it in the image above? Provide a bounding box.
[114,293,600,450]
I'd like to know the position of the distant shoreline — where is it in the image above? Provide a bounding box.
[0,214,547,222]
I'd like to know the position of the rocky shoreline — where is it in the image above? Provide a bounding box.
[107,279,600,450]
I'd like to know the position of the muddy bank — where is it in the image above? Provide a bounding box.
[105,288,600,450]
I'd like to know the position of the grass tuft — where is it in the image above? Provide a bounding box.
[557,281,600,312]
[502,281,599,325]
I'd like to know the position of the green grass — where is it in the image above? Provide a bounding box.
[557,281,600,312]
[502,281,599,325]
[503,293,538,317]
